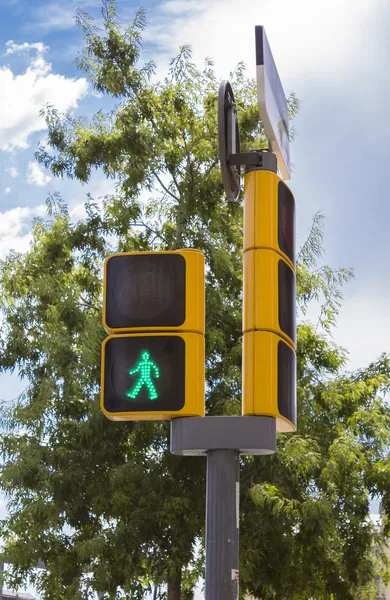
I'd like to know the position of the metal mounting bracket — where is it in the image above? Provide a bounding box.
[228,149,277,173]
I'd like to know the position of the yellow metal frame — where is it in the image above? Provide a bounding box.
[102,249,205,335]
[242,330,296,433]
[101,331,205,421]
[243,249,295,349]
[243,169,294,270]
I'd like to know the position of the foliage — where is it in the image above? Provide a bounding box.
[1,2,390,599]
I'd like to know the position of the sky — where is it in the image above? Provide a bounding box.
[0,0,389,597]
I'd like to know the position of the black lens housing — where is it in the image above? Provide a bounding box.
[105,254,186,329]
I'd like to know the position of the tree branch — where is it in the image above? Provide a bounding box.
[182,129,194,200]
[133,220,166,243]
[152,171,180,203]
[203,159,218,179]
[79,297,100,312]
[168,168,181,201]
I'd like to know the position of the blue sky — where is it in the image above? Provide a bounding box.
[0,0,388,377]
[0,0,389,596]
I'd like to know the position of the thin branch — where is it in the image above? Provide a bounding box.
[0,384,31,406]
[150,184,170,205]
[79,297,100,311]
[203,159,218,179]
[168,168,181,201]
[150,234,162,247]
[133,220,166,243]
[297,213,324,264]
[152,171,180,203]
[297,220,316,263]
[182,129,194,199]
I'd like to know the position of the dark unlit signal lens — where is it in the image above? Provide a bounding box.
[278,181,295,265]
[278,259,296,345]
[105,254,186,329]
[277,340,296,428]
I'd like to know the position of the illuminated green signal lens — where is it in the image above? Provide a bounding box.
[103,335,185,414]
[127,350,160,401]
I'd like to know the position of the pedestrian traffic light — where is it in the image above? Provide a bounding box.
[101,332,204,421]
[242,164,296,432]
[101,249,205,421]
[242,330,296,432]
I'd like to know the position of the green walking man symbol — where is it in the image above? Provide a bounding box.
[127,350,160,401]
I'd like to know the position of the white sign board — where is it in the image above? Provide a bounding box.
[255,26,290,180]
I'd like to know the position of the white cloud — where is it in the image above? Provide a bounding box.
[26,160,51,186]
[5,40,48,55]
[4,187,11,194]
[0,205,46,259]
[0,175,115,260]
[303,284,390,373]
[69,202,89,221]
[29,1,97,32]
[335,289,390,372]
[147,0,385,90]
[160,0,205,14]
[6,166,18,178]
[0,40,87,152]
[35,4,79,31]
[69,176,116,221]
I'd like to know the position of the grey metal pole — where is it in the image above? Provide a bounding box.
[171,416,276,599]
[205,449,240,600]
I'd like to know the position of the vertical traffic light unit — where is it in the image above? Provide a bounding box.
[101,250,205,421]
[242,167,297,432]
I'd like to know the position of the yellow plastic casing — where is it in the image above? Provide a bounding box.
[103,249,205,335]
[101,331,204,421]
[243,249,296,349]
[242,331,296,433]
[243,169,294,270]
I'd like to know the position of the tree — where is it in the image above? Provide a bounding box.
[1,2,390,599]
[240,214,390,599]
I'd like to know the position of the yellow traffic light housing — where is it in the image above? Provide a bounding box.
[242,331,296,432]
[243,249,296,348]
[244,168,295,269]
[103,250,205,335]
[101,249,205,421]
[242,165,297,432]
